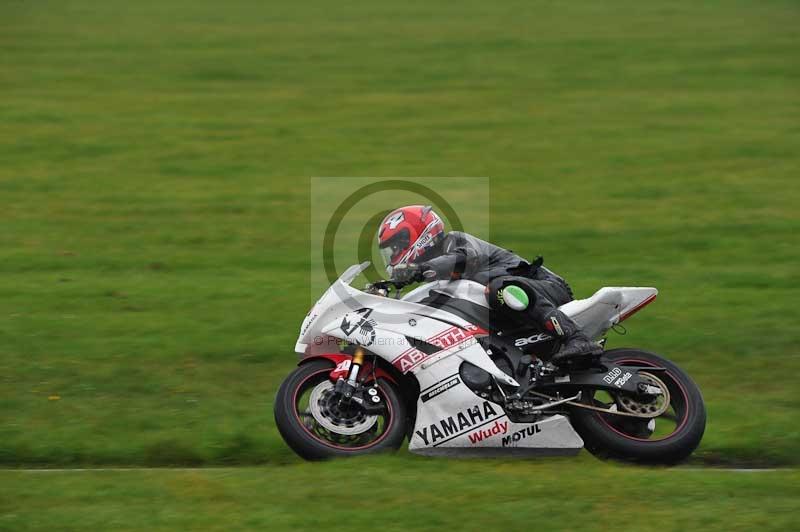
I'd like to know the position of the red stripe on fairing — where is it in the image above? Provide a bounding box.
[427,324,487,343]
[393,325,487,373]
[428,324,471,340]
[469,326,489,337]
[392,348,429,373]
[426,328,453,342]
[619,294,657,322]
[391,347,417,364]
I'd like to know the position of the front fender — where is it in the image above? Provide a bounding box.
[299,353,398,385]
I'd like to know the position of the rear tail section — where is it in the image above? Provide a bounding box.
[616,289,658,323]
[559,287,658,339]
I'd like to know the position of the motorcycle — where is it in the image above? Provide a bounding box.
[275,262,705,463]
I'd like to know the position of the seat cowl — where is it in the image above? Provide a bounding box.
[559,287,658,339]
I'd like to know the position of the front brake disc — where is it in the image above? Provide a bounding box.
[308,381,377,435]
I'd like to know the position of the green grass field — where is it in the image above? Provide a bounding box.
[2,457,799,532]
[1,0,799,529]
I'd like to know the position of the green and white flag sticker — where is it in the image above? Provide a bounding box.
[501,285,529,310]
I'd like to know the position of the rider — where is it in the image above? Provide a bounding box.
[377,205,602,366]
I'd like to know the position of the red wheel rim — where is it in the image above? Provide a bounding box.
[594,358,690,443]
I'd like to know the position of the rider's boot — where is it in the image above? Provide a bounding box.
[544,310,603,366]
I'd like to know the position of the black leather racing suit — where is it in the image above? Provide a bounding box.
[414,231,600,362]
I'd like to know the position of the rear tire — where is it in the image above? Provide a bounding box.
[569,348,706,465]
[274,360,408,460]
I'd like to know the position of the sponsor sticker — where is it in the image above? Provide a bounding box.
[392,347,430,373]
[340,308,377,346]
[428,326,476,351]
[393,326,478,373]
[502,424,542,447]
[614,371,633,388]
[420,376,461,403]
[514,333,552,347]
[467,420,508,444]
[300,310,318,336]
[603,367,622,384]
[415,401,501,446]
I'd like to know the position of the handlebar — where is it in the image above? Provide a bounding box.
[365,270,436,295]
[365,279,409,294]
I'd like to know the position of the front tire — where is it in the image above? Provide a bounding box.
[570,348,706,465]
[274,359,408,460]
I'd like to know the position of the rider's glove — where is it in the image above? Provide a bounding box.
[365,283,389,297]
[391,263,424,284]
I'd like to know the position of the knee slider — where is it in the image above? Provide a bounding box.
[501,284,529,310]
[486,277,535,312]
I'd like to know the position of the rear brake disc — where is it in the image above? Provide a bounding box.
[615,372,670,418]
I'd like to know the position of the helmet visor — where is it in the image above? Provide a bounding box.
[378,229,410,267]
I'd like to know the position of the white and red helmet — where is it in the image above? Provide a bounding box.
[377,205,445,274]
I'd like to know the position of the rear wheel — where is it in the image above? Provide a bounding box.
[274,360,408,460]
[569,348,706,464]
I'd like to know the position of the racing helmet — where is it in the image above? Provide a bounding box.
[377,205,445,275]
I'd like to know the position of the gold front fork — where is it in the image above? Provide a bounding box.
[352,346,365,366]
[347,346,365,384]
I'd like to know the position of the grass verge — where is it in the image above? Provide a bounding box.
[1,457,798,531]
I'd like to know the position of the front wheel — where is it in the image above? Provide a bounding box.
[569,348,706,465]
[274,359,408,460]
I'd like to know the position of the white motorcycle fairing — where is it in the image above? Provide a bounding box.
[295,263,657,457]
[404,345,584,456]
[403,279,658,340]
